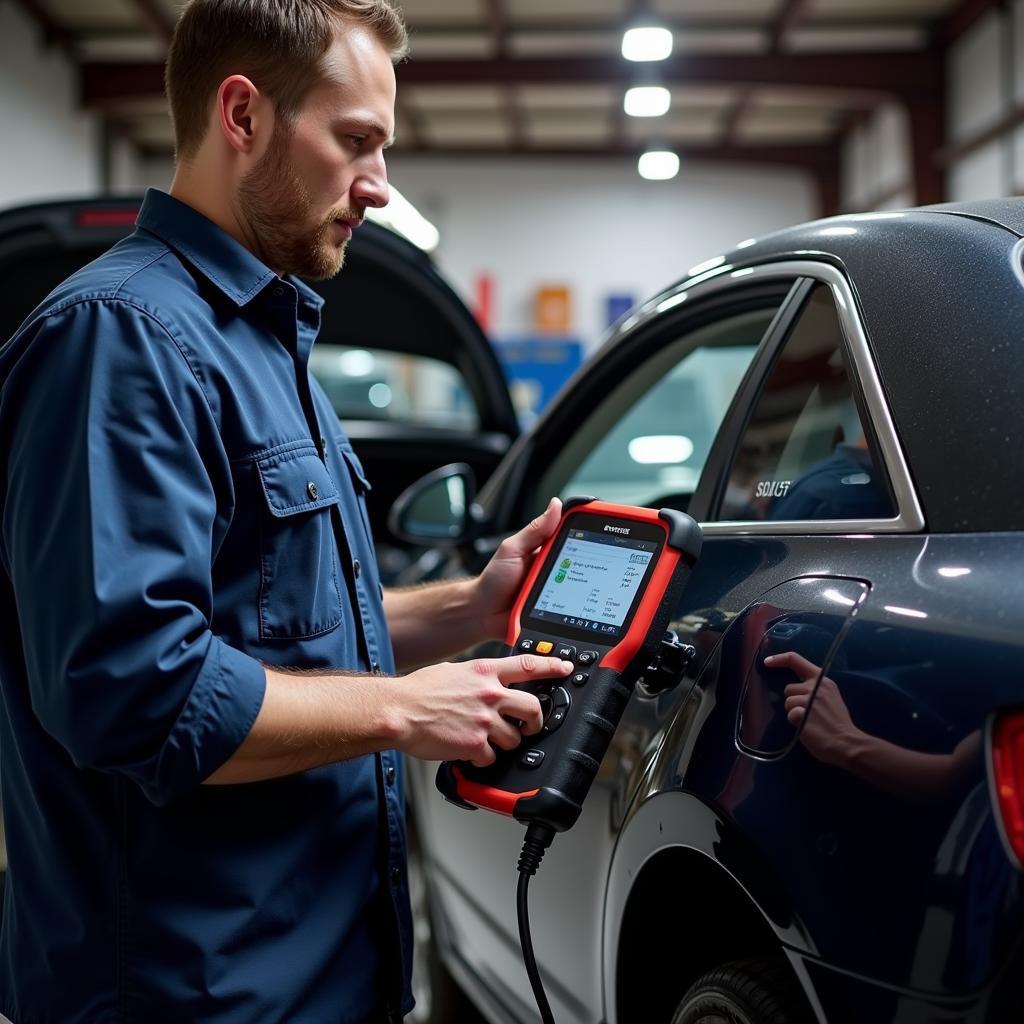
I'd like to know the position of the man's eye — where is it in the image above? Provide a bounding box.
[347,135,366,148]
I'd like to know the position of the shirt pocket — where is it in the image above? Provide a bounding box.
[339,443,375,545]
[255,443,343,640]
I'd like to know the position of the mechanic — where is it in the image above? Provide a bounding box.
[0,2,571,1022]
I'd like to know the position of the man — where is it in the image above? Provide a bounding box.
[0,2,571,1021]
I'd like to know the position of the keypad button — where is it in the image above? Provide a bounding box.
[572,672,589,687]
[576,650,599,666]
[535,641,554,654]
[551,686,570,710]
[518,638,535,651]
[521,749,545,769]
[555,644,576,661]
[544,707,567,733]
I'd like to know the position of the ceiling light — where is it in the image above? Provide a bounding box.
[624,86,671,117]
[638,150,679,180]
[622,26,673,62]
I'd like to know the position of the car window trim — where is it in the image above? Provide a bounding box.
[685,260,924,535]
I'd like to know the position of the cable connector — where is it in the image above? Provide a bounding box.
[517,822,556,877]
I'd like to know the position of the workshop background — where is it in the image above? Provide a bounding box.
[2,0,1019,362]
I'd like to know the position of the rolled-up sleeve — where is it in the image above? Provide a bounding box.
[1,299,265,804]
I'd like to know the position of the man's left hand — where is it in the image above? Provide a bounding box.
[473,497,562,640]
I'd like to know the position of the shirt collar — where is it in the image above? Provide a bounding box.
[135,189,323,313]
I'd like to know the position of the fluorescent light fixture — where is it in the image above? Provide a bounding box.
[364,184,440,252]
[624,86,671,117]
[622,26,673,62]
[339,349,375,377]
[628,435,694,465]
[937,567,972,578]
[638,149,679,180]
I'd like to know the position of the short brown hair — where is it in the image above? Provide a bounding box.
[166,0,408,162]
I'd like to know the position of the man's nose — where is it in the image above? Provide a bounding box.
[354,160,389,210]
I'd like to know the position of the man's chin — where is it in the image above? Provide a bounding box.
[290,243,347,282]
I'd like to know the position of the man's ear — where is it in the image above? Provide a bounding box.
[215,75,268,155]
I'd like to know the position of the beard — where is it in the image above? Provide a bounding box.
[238,127,360,282]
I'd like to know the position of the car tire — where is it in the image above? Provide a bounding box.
[670,957,813,1024]
[406,815,483,1024]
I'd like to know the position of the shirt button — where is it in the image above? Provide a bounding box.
[353,558,361,577]
[385,765,396,785]
[273,286,284,297]
[391,865,402,884]
[307,481,318,500]
[372,661,381,674]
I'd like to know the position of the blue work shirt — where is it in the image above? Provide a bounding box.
[0,189,412,1023]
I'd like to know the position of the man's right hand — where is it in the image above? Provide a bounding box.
[392,654,573,767]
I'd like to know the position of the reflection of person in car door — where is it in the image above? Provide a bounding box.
[768,650,981,797]
[0,4,571,1022]
[769,433,894,522]
[768,650,1017,991]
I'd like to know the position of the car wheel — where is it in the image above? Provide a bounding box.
[406,815,483,1024]
[671,957,813,1024]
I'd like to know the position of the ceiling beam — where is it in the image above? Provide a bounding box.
[934,0,1006,47]
[769,0,810,51]
[128,0,174,45]
[82,51,942,107]
[487,0,525,148]
[11,0,75,54]
[724,0,810,146]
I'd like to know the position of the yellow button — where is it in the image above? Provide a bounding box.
[535,641,554,654]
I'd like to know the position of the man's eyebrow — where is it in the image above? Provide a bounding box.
[341,117,395,147]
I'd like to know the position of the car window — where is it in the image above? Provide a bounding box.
[535,306,775,513]
[310,345,479,429]
[716,284,896,523]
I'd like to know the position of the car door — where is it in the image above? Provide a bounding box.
[0,196,518,579]
[408,276,800,1024]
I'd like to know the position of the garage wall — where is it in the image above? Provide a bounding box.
[0,2,101,208]
[841,3,1024,210]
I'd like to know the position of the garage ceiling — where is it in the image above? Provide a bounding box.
[12,0,995,208]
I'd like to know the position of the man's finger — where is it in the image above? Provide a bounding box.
[478,654,573,684]
[764,651,821,678]
[498,497,562,559]
[501,691,544,734]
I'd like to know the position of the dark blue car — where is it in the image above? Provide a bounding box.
[396,201,1024,1024]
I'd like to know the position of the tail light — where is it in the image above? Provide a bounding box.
[990,711,1024,869]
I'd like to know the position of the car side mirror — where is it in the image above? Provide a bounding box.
[387,463,484,545]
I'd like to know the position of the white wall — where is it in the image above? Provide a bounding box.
[840,103,913,212]
[0,2,101,209]
[841,3,1024,209]
[386,155,816,348]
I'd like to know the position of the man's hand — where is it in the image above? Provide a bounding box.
[473,497,563,640]
[391,654,573,766]
[765,651,861,766]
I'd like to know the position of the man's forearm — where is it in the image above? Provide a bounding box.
[384,577,496,670]
[203,666,404,785]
